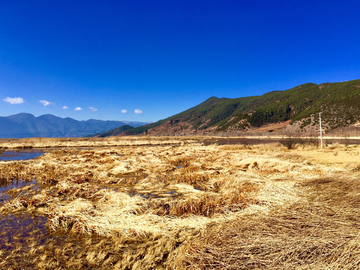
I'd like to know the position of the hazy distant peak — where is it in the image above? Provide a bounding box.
[0,113,149,138]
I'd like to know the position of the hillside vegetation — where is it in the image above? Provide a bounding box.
[119,79,360,135]
[96,125,134,137]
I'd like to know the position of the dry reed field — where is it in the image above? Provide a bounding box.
[1,137,360,269]
[0,136,200,149]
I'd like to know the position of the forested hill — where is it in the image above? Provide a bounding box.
[95,125,134,137]
[119,79,360,135]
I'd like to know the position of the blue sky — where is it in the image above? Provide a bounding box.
[1,0,360,122]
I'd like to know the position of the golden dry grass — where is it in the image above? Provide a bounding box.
[177,175,360,269]
[1,138,360,269]
[0,136,201,149]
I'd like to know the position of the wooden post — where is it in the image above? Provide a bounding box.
[319,112,323,148]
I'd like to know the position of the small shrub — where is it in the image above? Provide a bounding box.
[302,136,319,146]
[280,135,319,149]
[280,136,299,149]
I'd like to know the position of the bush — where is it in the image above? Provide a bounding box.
[302,136,319,146]
[280,136,300,149]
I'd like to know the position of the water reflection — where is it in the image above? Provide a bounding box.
[0,150,44,161]
[0,179,103,269]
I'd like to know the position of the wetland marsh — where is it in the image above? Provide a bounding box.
[1,136,360,269]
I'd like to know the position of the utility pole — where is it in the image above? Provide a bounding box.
[319,112,323,148]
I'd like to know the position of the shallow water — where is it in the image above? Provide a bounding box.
[0,210,104,269]
[0,180,39,203]
[0,150,44,161]
[0,180,105,268]
[0,181,49,267]
[0,212,48,251]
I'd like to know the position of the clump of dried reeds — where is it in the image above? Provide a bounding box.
[0,197,27,213]
[55,181,100,200]
[1,189,60,214]
[150,180,259,218]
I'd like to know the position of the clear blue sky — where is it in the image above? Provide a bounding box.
[1,0,360,122]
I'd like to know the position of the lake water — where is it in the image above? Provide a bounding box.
[0,150,44,161]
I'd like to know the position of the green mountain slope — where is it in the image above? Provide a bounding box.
[96,125,134,137]
[121,79,360,135]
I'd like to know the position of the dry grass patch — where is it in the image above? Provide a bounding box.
[0,136,201,149]
[175,174,360,269]
[2,138,359,269]
[176,204,360,269]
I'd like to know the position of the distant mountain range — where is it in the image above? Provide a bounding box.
[0,113,148,138]
[109,79,360,136]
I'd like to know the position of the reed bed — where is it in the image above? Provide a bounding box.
[175,205,360,269]
[0,136,200,149]
[175,174,360,269]
[1,138,360,269]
